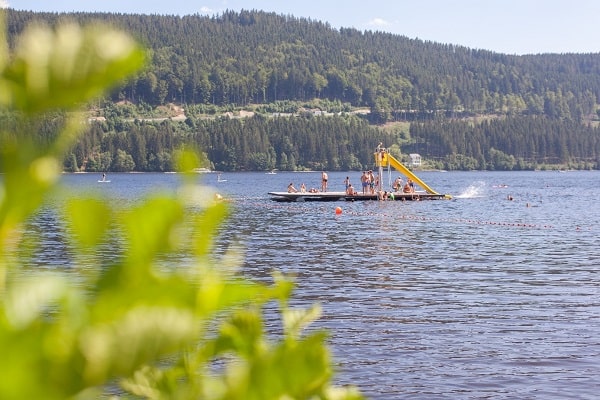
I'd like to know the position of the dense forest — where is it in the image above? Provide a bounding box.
[3,9,600,171]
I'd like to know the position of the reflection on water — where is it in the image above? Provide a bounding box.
[23,171,600,398]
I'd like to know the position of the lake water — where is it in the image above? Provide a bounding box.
[39,170,600,398]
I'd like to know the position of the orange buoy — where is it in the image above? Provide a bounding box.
[335,206,342,215]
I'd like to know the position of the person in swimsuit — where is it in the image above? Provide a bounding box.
[321,171,328,192]
[361,171,368,194]
[393,176,403,192]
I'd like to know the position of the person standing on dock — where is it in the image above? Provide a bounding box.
[368,170,375,194]
[361,171,368,194]
[321,171,328,192]
[344,176,350,192]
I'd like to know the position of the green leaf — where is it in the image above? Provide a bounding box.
[122,195,184,269]
[78,306,197,384]
[64,197,112,250]
[282,303,322,339]
[0,17,363,400]
[193,201,229,257]
[1,23,145,114]
[4,275,72,329]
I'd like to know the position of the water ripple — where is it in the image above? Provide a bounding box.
[24,171,600,399]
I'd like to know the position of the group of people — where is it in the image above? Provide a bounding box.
[358,171,377,195]
[287,182,318,193]
[393,176,415,193]
[288,171,328,194]
[287,171,416,195]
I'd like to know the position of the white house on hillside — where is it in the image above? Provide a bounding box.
[409,153,422,167]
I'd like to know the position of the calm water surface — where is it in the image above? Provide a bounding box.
[41,171,600,398]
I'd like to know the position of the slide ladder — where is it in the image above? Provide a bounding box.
[375,151,439,195]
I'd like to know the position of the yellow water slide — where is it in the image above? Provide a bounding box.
[375,152,439,195]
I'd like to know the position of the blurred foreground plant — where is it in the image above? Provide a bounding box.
[0,14,362,400]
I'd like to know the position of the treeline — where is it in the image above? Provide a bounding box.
[2,107,598,172]
[68,113,600,172]
[64,113,387,173]
[409,116,600,170]
[6,9,600,122]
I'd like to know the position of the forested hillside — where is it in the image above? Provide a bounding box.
[4,9,600,171]
[8,9,600,120]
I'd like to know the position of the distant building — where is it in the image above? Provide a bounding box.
[409,153,422,167]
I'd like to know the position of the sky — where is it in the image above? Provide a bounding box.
[3,0,600,55]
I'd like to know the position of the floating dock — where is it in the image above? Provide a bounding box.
[269,145,452,202]
[268,191,450,202]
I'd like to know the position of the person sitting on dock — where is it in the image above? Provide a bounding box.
[403,182,412,193]
[287,182,298,193]
[346,184,356,195]
[393,176,403,192]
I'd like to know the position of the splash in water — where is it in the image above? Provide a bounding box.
[455,181,486,198]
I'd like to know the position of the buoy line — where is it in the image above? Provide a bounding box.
[341,210,554,230]
[233,200,599,232]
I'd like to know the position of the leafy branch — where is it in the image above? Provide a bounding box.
[0,15,362,400]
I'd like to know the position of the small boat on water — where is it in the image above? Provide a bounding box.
[192,168,212,173]
[268,145,452,202]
